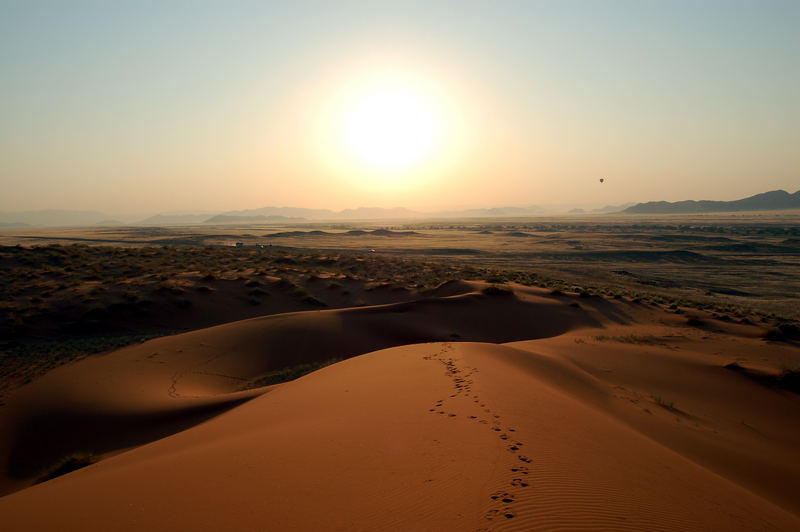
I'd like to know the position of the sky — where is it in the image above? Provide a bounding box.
[1,0,798,215]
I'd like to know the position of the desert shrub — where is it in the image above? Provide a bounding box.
[37,453,97,482]
[652,395,675,409]
[122,290,138,302]
[482,284,514,297]
[779,367,800,392]
[244,358,341,388]
[595,334,663,345]
[275,277,296,289]
[763,323,800,342]
[686,315,705,327]
[302,295,327,307]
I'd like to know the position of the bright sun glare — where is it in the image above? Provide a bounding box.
[341,85,442,172]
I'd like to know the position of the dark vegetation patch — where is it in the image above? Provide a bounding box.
[264,229,418,238]
[685,315,708,327]
[700,243,800,254]
[243,358,342,389]
[37,453,97,483]
[1,334,161,397]
[482,285,515,297]
[386,247,483,256]
[647,234,733,243]
[725,363,800,393]
[763,323,800,343]
[533,250,720,263]
[594,334,665,346]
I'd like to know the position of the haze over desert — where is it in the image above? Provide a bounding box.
[1,1,799,531]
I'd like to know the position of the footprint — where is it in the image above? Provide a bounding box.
[490,491,514,503]
[508,445,519,452]
[448,413,456,417]
[511,478,529,487]
[518,455,532,463]
[499,433,508,440]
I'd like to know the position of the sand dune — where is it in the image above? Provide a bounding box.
[1,283,799,530]
[0,285,599,493]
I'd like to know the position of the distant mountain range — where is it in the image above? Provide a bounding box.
[216,206,421,221]
[623,190,800,214]
[136,213,217,225]
[2,190,797,227]
[203,214,306,224]
[0,205,551,226]
[569,203,636,214]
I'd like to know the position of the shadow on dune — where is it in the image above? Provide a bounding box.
[188,291,609,379]
[6,394,255,481]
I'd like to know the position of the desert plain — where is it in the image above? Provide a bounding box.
[0,214,799,531]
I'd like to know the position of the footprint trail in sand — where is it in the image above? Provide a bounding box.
[424,342,531,525]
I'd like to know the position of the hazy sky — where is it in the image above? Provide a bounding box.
[1,0,798,214]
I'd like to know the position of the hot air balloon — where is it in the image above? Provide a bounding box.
[599,178,605,183]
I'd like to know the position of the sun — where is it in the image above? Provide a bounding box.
[340,84,443,172]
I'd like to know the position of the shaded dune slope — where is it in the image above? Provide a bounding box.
[1,341,798,531]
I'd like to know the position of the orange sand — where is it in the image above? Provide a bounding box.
[1,283,798,530]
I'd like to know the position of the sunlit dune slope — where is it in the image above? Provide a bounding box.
[1,340,798,531]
